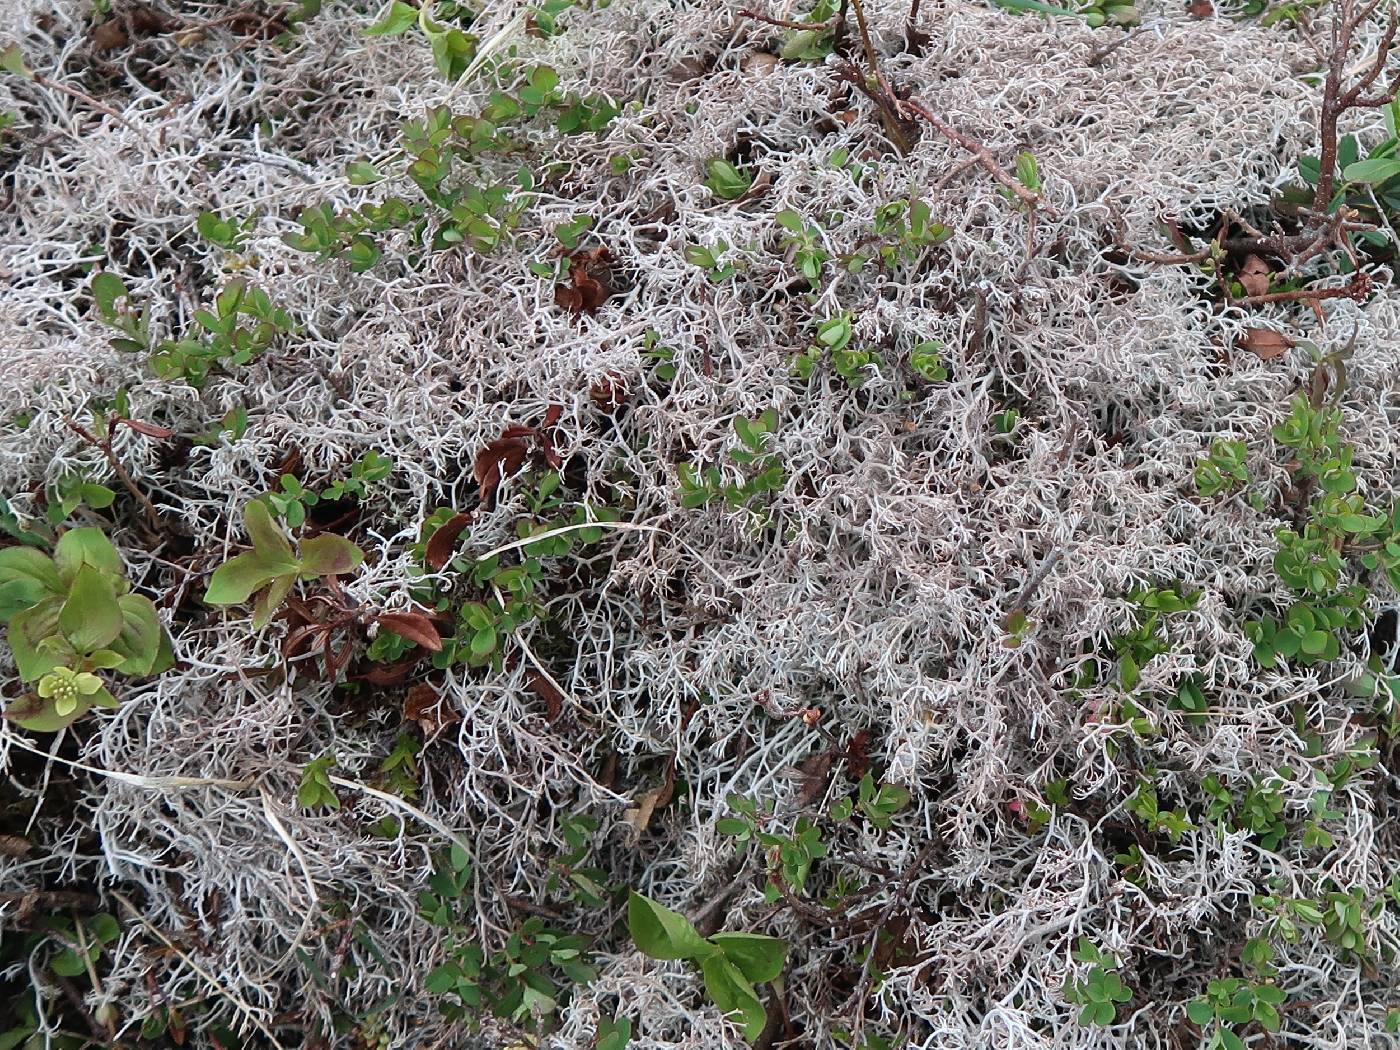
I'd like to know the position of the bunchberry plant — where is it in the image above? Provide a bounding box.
[628,891,786,1042]
[0,528,173,731]
[204,500,364,627]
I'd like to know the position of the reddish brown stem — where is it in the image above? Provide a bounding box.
[900,98,1048,212]
[737,7,832,30]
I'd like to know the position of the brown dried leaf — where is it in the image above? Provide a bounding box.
[795,749,835,809]
[425,511,472,570]
[554,247,613,318]
[622,785,666,842]
[114,417,173,439]
[377,611,443,652]
[527,669,564,721]
[1238,254,1271,297]
[473,434,531,506]
[404,682,459,735]
[1239,327,1294,361]
[1187,0,1214,16]
[590,372,629,413]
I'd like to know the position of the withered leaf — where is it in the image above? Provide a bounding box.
[1239,327,1294,361]
[377,611,443,652]
[425,511,473,570]
[527,669,564,721]
[1238,254,1271,298]
[554,247,613,318]
[404,682,459,734]
[795,749,836,809]
[114,417,174,438]
[473,430,532,506]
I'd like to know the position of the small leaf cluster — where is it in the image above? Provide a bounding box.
[298,752,341,810]
[720,794,828,901]
[1063,939,1131,1026]
[1286,111,1400,256]
[0,529,172,732]
[1186,978,1285,1048]
[94,273,293,387]
[263,452,394,527]
[867,196,951,267]
[793,313,878,388]
[627,892,787,1043]
[829,773,913,829]
[422,846,597,1030]
[1195,438,1249,498]
[704,159,752,201]
[678,410,786,514]
[1112,585,1199,691]
[204,501,365,628]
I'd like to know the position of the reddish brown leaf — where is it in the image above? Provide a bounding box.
[541,404,563,429]
[377,611,443,652]
[1238,254,1271,298]
[1239,327,1293,361]
[844,729,872,781]
[590,372,629,412]
[425,511,473,571]
[554,247,613,318]
[473,434,531,505]
[1187,0,1214,15]
[527,669,564,721]
[795,749,836,809]
[359,660,418,686]
[114,417,174,439]
[404,682,460,734]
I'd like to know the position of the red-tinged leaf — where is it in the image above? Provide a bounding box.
[1238,254,1271,298]
[844,729,872,781]
[114,417,174,439]
[473,435,530,506]
[527,669,564,721]
[542,404,563,429]
[553,248,613,319]
[378,611,443,652]
[424,511,472,570]
[359,659,419,686]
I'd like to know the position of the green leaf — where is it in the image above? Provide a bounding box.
[252,572,295,629]
[1186,1000,1213,1025]
[1300,629,1329,656]
[58,565,122,652]
[1342,157,1400,185]
[700,954,767,1042]
[364,0,417,34]
[709,932,787,984]
[91,272,128,316]
[0,44,32,79]
[9,598,63,681]
[53,528,122,585]
[110,594,162,675]
[0,547,62,622]
[627,891,711,961]
[1219,1030,1246,1050]
[49,949,86,977]
[205,551,296,606]
[297,535,364,576]
[596,1016,632,1050]
[245,499,295,562]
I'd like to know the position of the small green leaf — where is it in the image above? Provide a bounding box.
[1186,1000,1213,1025]
[91,272,129,316]
[627,891,711,961]
[245,499,295,562]
[364,0,418,34]
[0,547,62,622]
[53,528,122,585]
[110,594,162,675]
[8,598,64,681]
[0,44,32,79]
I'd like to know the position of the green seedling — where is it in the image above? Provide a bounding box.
[204,500,364,627]
[1187,978,1285,1048]
[628,892,786,1042]
[1063,939,1131,1026]
[705,159,753,200]
[0,528,173,731]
